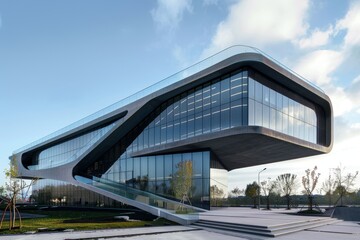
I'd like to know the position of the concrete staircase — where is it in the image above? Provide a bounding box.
[192,217,341,238]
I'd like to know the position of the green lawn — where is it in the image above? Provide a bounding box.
[0,209,175,235]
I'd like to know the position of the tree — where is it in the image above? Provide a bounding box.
[261,178,277,210]
[210,185,225,206]
[321,174,336,207]
[245,181,259,208]
[230,186,244,197]
[0,186,5,197]
[171,160,193,211]
[1,155,37,230]
[136,175,148,191]
[276,173,298,210]
[333,165,358,206]
[302,166,320,211]
[33,186,52,205]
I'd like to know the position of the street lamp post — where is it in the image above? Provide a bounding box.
[258,168,267,210]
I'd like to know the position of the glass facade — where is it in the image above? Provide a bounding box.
[29,67,318,210]
[248,77,317,143]
[32,179,122,207]
[102,151,213,209]
[29,123,116,170]
[131,70,249,151]
[84,69,249,209]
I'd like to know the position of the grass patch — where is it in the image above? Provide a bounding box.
[0,209,175,235]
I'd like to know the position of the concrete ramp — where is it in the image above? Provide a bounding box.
[332,207,360,221]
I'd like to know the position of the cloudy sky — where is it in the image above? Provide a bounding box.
[1,0,359,192]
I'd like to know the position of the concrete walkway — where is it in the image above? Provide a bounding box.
[276,221,360,240]
[0,208,359,240]
[198,207,328,227]
[1,226,199,240]
[194,207,359,239]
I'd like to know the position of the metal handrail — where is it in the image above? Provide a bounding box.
[75,175,206,213]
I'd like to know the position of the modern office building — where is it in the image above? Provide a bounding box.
[12,46,333,224]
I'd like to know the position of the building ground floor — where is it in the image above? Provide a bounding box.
[32,150,228,210]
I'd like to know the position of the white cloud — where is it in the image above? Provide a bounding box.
[294,50,344,86]
[350,122,360,129]
[294,44,360,117]
[336,1,360,48]
[151,0,192,30]
[203,0,309,56]
[324,85,353,117]
[346,75,360,113]
[349,75,360,97]
[297,26,334,49]
[326,73,360,118]
[306,73,360,118]
[332,121,360,168]
[295,49,360,117]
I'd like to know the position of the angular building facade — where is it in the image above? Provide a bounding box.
[12,46,333,224]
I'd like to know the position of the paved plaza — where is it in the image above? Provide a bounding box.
[1,208,359,240]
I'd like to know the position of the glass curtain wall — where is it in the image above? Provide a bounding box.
[87,67,318,209]
[99,69,249,209]
[210,155,228,207]
[30,123,116,170]
[104,151,211,209]
[131,70,249,151]
[248,77,317,143]
[32,179,122,207]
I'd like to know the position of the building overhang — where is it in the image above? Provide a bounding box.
[131,126,327,171]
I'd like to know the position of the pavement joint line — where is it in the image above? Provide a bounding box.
[304,229,356,235]
[63,228,201,240]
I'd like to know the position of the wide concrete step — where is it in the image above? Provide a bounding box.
[192,217,341,238]
[193,221,273,237]
[270,218,341,237]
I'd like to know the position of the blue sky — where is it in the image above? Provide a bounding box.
[1,0,359,192]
